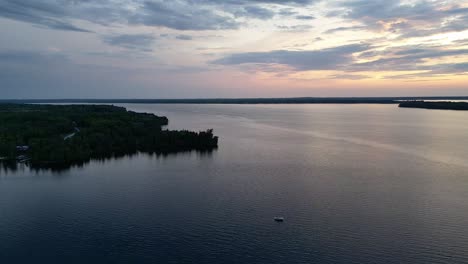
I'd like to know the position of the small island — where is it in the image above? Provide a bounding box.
[399,101,468,111]
[0,104,218,169]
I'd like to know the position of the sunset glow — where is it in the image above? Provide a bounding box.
[1,0,467,98]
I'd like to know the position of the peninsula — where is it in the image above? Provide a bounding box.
[399,101,468,111]
[0,104,218,168]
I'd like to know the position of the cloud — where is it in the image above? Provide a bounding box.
[351,46,468,72]
[324,25,367,34]
[330,0,468,38]
[213,41,468,79]
[435,62,468,73]
[130,0,318,31]
[1,0,464,37]
[278,8,297,16]
[198,0,316,4]
[340,0,434,21]
[131,1,239,30]
[213,43,369,71]
[1,0,467,98]
[329,73,368,80]
[295,15,315,20]
[0,0,325,32]
[276,24,313,32]
[175,34,193,40]
[453,38,468,45]
[384,62,468,79]
[0,0,92,32]
[234,5,275,19]
[397,13,468,39]
[102,33,156,51]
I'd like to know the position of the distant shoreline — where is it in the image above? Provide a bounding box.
[1,96,468,105]
[399,101,468,111]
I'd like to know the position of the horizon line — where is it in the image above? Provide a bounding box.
[2,95,468,101]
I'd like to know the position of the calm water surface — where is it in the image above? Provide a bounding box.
[2,104,468,264]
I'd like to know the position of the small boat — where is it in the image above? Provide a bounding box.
[274,217,285,222]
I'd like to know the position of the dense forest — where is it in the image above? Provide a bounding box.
[0,104,218,169]
[399,101,468,110]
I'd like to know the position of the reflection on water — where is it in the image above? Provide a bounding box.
[252,122,468,168]
[1,148,217,174]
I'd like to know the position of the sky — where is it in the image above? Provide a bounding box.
[0,0,467,98]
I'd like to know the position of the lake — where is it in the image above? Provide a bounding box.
[2,104,468,264]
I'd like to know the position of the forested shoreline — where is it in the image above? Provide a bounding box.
[399,101,468,110]
[0,104,218,169]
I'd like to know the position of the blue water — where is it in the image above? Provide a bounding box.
[2,104,468,264]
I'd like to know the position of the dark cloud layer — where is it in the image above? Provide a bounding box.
[0,0,319,32]
[214,42,468,78]
[132,1,239,30]
[1,0,465,36]
[213,44,369,70]
[102,33,156,51]
[333,0,468,38]
[197,0,316,4]
[0,0,92,32]
[234,5,275,19]
[4,0,463,38]
[295,15,315,20]
[352,46,468,72]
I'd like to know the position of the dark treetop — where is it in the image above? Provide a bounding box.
[399,101,468,111]
[0,104,218,169]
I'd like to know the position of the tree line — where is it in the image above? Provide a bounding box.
[0,104,218,168]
